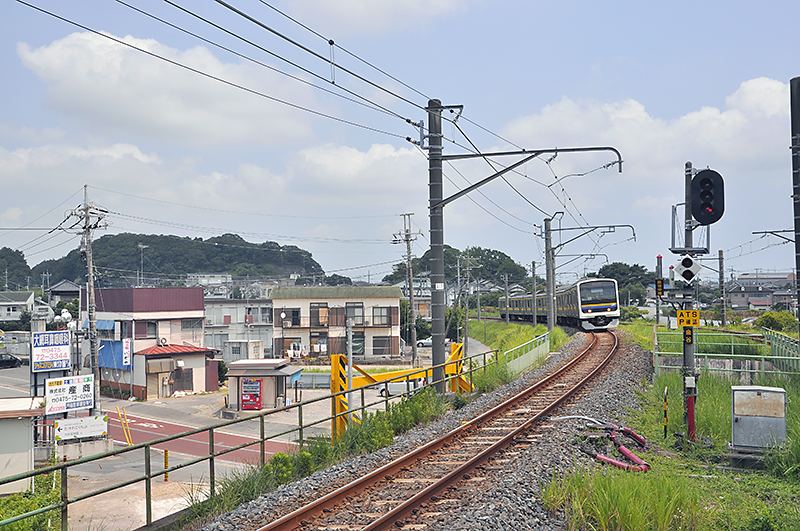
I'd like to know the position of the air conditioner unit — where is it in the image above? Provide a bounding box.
[283,320,292,328]
[159,337,168,346]
[364,320,370,326]
[206,318,213,326]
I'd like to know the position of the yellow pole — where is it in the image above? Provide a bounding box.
[164,449,169,482]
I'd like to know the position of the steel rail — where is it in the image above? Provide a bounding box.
[256,331,617,531]
[366,331,618,530]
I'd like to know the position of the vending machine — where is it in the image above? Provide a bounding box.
[241,378,262,410]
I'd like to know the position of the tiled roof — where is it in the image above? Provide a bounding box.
[0,291,34,303]
[136,344,214,355]
[271,286,402,300]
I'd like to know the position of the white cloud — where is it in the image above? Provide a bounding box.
[17,32,316,145]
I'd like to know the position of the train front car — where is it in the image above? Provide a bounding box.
[576,279,620,330]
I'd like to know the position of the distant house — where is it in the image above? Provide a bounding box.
[48,279,81,307]
[80,287,216,400]
[727,283,774,311]
[271,286,402,360]
[205,298,274,363]
[0,292,34,322]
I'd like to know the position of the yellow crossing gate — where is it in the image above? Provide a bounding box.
[330,344,474,437]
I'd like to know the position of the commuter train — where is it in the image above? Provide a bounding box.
[500,278,620,331]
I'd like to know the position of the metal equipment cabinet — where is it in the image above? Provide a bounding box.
[731,386,786,449]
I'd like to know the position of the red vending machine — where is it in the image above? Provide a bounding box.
[241,378,262,410]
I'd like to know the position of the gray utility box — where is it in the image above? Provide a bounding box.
[731,386,786,449]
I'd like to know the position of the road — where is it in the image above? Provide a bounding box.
[106,409,296,464]
[0,364,29,398]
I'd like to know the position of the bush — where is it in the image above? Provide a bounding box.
[755,311,797,333]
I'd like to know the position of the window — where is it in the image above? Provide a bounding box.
[310,302,329,326]
[135,321,158,339]
[261,307,272,324]
[346,303,364,326]
[373,307,389,326]
[182,318,203,330]
[231,345,241,358]
[351,332,364,355]
[373,336,391,356]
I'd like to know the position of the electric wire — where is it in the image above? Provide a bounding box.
[157,0,408,122]
[255,0,431,101]
[15,0,408,140]
[88,185,398,220]
[105,210,390,244]
[211,0,427,115]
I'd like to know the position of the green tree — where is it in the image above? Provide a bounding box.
[0,247,32,290]
[324,274,352,286]
[755,311,797,332]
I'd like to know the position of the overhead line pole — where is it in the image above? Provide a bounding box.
[790,76,800,329]
[423,104,623,391]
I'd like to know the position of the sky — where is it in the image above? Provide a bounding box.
[1,0,799,287]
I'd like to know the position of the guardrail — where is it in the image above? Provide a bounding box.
[653,328,800,379]
[0,350,496,530]
[503,332,549,375]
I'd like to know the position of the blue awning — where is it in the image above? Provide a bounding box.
[82,320,115,330]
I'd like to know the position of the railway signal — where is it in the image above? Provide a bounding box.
[691,169,724,225]
[674,255,701,284]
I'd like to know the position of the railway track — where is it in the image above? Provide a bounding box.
[255,330,619,531]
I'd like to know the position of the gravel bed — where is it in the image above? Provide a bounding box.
[198,330,654,531]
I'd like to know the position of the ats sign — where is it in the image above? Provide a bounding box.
[32,331,71,372]
[45,374,94,415]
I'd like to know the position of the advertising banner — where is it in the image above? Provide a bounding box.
[122,338,132,367]
[54,415,108,440]
[32,331,71,372]
[45,374,94,415]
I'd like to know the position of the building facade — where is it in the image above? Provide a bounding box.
[205,298,274,363]
[271,286,402,360]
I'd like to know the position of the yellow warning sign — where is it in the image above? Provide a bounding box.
[677,310,700,327]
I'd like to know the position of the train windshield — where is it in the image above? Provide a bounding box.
[579,281,617,303]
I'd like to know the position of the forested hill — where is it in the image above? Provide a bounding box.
[22,233,323,288]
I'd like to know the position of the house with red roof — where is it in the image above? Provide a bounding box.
[80,287,219,400]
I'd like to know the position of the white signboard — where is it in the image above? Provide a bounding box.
[54,415,108,441]
[122,338,132,367]
[45,374,94,415]
[32,331,71,372]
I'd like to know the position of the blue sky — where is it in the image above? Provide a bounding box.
[1,0,799,285]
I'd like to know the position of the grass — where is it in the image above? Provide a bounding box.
[175,387,448,530]
[0,460,61,531]
[468,319,569,355]
[542,356,800,531]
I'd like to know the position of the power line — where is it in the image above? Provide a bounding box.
[153,0,408,121]
[88,185,398,220]
[15,0,409,140]
[255,0,431,101]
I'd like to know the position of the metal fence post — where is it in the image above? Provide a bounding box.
[209,429,215,498]
[298,403,304,448]
[384,382,389,411]
[260,415,265,467]
[145,446,152,526]
[61,462,68,531]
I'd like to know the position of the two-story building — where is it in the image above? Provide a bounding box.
[0,291,34,322]
[205,298,273,363]
[271,286,402,361]
[80,287,217,400]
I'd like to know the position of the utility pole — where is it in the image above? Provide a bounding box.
[544,218,555,332]
[393,213,420,366]
[456,256,462,343]
[719,250,726,327]
[531,261,537,325]
[790,76,800,333]
[72,185,106,416]
[427,99,446,393]
[504,274,509,325]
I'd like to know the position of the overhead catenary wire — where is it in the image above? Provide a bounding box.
[15,0,409,141]
[152,0,408,121]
